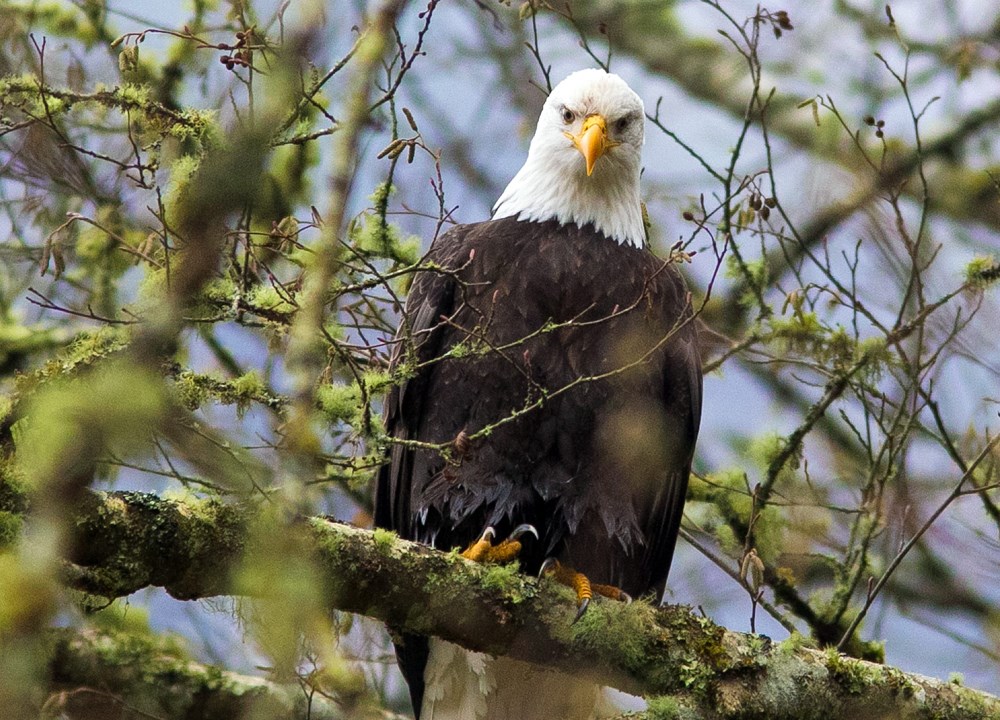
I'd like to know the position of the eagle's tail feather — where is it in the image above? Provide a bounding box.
[421,639,617,720]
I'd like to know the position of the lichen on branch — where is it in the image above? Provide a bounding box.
[41,489,1000,720]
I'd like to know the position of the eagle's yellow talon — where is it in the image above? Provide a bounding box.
[541,560,630,620]
[460,527,496,563]
[460,524,537,564]
[591,583,632,603]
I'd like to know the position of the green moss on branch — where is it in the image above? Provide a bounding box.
[47,626,399,720]
[44,490,1000,718]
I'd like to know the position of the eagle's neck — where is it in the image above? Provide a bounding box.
[492,143,646,249]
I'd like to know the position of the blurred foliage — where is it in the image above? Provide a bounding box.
[0,0,998,717]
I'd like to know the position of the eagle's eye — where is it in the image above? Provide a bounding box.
[561,107,575,124]
[616,117,630,133]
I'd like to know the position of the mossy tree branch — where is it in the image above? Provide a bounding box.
[34,489,1000,720]
[47,627,406,720]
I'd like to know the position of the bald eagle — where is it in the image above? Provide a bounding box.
[375,69,702,720]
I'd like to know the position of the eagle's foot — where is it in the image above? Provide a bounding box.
[539,559,631,622]
[591,583,633,604]
[460,523,537,564]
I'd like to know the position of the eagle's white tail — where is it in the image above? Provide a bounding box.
[421,639,619,720]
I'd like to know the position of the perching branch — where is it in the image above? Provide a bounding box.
[47,627,403,720]
[50,489,1000,720]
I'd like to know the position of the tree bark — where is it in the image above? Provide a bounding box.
[45,490,1000,720]
[46,627,405,720]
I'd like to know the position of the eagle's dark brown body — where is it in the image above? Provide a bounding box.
[374,216,702,715]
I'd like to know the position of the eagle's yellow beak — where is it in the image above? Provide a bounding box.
[564,114,619,176]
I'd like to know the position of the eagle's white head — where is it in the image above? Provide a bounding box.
[492,69,646,248]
